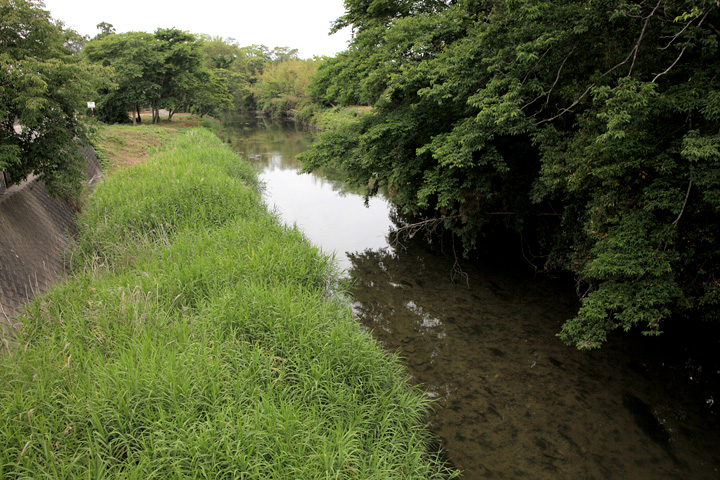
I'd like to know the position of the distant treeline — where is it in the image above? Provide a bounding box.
[84,26,320,123]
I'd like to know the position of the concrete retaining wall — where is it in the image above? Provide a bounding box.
[0,148,102,339]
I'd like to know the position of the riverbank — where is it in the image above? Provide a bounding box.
[0,128,457,479]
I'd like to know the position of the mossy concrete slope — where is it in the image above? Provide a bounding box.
[0,147,101,339]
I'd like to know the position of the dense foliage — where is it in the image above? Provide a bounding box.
[253,57,319,117]
[0,0,101,196]
[299,0,720,348]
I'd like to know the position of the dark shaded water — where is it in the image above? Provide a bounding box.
[221,114,720,479]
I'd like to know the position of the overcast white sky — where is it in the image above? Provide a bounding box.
[42,0,353,59]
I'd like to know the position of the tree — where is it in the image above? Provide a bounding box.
[189,68,233,117]
[0,0,102,197]
[198,35,255,112]
[84,31,162,124]
[95,21,115,38]
[300,0,720,348]
[152,28,203,122]
[85,28,204,124]
[241,44,272,75]
[254,58,318,117]
[200,35,242,70]
[268,46,299,63]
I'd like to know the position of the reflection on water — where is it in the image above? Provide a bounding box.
[221,114,720,479]
[220,115,393,272]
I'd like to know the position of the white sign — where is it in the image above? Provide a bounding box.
[87,102,95,109]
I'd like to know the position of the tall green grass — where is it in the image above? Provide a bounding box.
[0,129,458,479]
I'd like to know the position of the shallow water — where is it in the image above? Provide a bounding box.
[348,245,719,479]
[222,114,720,479]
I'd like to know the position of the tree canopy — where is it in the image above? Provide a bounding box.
[84,28,206,124]
[0,0,101,196]
[299,0,720,348]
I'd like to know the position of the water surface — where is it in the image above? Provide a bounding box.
[222,114,720,479]
[221,116,393,272]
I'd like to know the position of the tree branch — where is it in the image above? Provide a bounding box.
[391,215,462,243]
[533,83,595,126]
[451,241,469,286]
[603,0,662,77]
[672,180,692,227]
[546,47,576,105]
[659,9,706,50]
[652,46,687,83]
[653,10,710,83]
[532,1,663,126]
[520,45,554,87]
[522,47,576,113]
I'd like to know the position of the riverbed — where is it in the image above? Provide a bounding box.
[220,114,720,479]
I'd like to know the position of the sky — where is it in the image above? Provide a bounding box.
[42,0,353,59]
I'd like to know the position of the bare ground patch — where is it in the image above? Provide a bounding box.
[95,112,205,170]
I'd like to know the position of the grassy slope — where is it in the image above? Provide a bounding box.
[0,128,457,479]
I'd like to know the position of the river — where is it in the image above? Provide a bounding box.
[220,114,720,479]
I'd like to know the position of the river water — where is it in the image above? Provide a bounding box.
[220,114,720,479]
